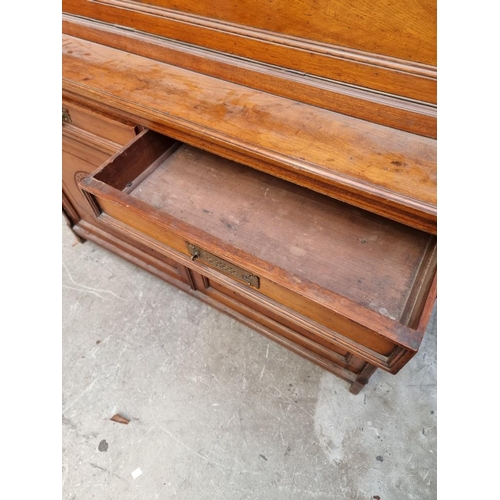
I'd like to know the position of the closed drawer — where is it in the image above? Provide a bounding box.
[80,129,437,374]
[62,101,137,146]
[191,271,367,373]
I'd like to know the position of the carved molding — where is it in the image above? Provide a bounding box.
[63,0,436,103]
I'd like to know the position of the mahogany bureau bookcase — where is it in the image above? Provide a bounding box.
[62,0,437,394]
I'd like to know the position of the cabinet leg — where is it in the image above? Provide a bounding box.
[349,363,377,394]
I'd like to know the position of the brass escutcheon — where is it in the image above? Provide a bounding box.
[186,243,260,289]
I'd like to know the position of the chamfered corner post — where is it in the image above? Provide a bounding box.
[349,363,377,395]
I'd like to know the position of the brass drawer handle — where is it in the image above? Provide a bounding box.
[187,243,260,289]
[191,249,201,261]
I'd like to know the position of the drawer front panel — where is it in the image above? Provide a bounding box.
[93,209,400,374]
[63,101,137,145]
[206,277,351,361]
[63,133,113,167]
[191,271,369,375]
[93,196,398,361]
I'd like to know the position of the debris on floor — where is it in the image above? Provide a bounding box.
[110,414,130,425]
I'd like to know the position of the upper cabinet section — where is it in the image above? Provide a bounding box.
[63,1,436,231]
[62,0,436,110]
[136,0,436,66]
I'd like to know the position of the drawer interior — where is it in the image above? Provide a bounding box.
[90,129,436,328]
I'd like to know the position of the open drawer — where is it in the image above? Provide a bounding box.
[80,129,437,374]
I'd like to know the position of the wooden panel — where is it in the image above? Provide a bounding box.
[63,100,137,145]
[62,103,140,226]
[62,130,115,167]
[72,217,370,388]
[95,210,408,372]
[62,1,436,103]
[204,277,351,361]
[63,15,436,139]
[62,119,126,225]
[193,271,376,379]
[187,274,365,389]
[130,0,436,66]
[62,190,81,227]
[200,274,370,377]
[63,36,437,233]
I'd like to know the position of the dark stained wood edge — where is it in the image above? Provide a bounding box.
[399,239,437,327]
[386,346,416,374]
[62,1,436,103]
[93,128,179,190]
[62,85,437,234]
[384,276,436,374]
[79,184,103,219]
[79,174,430,354]
[416,273,437,335]
[63,14,436,138]
[349,363,378,394]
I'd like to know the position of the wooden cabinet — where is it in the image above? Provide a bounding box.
[62,0,436,393]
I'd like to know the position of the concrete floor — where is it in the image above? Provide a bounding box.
[62,218,437,500]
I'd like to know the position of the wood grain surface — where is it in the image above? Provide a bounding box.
[129,0,436,65]
[63,35,437,233]
[131,143,433,322]
[63,0,437,391]
[63,15,437,139]
[63,0,436,103]
[79,130,437,364]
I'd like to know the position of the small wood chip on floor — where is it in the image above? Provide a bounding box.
[110,414,130,424]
